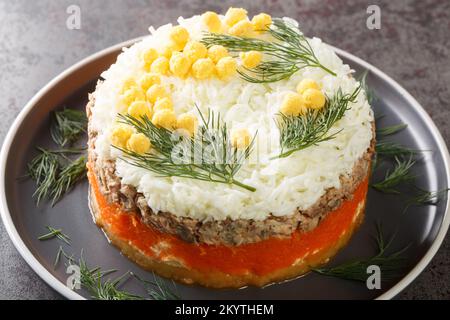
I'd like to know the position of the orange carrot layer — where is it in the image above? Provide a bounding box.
[88,163,368,276]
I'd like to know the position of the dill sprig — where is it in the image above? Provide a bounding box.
[50,155,87,205]
[372,156,416,193]
[38,226,71,244]
[59,249,179,300]
[376,124,407,137]
[51,108,87,147]
[116,108,257,192]
[358,70,376,104]
[76,257,142,300]
[375,141,419,158]
[27,148,60,204]
[403,187,450,213]
[275,85,360,158]
[201,18,335,83]
[133,273,180,300]
[27,148,87,205]
[313,223,409,282]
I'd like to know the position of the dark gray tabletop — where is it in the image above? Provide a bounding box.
[0,0,449,300]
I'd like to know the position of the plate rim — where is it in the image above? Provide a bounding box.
[1,38,449,300]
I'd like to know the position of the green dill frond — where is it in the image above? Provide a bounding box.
[275,85,360,158]
[372,156,416,193]
[358,70,376,104]
[77,256,142,300]
[376,124,407,137]
[313,223,409,282]
[38,226,71,244]
[51,108,87,147]
[375,141,419,158]
[116,107,257,192]
[133,273,180,300]
[27,148,87,205]
[201,18,335,83]
[50,155,87,205]
[403,187,450,213]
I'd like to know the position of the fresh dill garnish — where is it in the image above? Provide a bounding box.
[358,70,376,104]
[50,155,87,205]
[75,256,142,300]
[375,141,418,158]
[116,107,257,192]
[201,18,335,83]
[38,226,71,244]
[133,273,180,300]
[54,246,64,268]
[27,148,60,204]
[403,187,450,213]
[51,108,87,147]
[275,85,360,158]
[376,124,407,137]
[372,156,416,193]
[313,223,409,282]
[27,148,87,205]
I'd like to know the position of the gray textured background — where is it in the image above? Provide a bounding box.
[0,0,449,299]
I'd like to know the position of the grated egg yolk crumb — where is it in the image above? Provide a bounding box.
[231,128,251,149]
[150,56,170,75]
[229,20,253,37]
[216,56,237,79]
[202,11,222,33]
[251,13,272,32]
[139,73,161,91]
[152,109,177,129]
[280,92,306,116]
[153,97,173,112]
[240,51,262,69]
[146,84,168,103]
[121,87,146,106]
[296,79,320,95]
[176,113,198,136]
[142,48,159,64]
[120,78,137,94]
[127,133,151,154]
[302,88,326,110]
[192,58,215,79]
[224,7,248,26]
[183,41,207,62]
[110,124,133,148]
[169,52,192,78]
[207,45,229,63]
[169,26,189,48]
[128,101,152,120]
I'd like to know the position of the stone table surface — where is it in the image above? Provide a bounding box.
[0,0,449,300]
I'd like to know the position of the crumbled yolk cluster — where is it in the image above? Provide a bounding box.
[280,79,326,116]
[231,128,251,149]
[202,11,222,33]
[117,73,199,137]
[251,13,272,32]
[110,124,134,149]
[240,51,262,69]
[152,109,177,129]
[216,56,237,79]
[128,101,152,119]
[139,9,273,81]
[177,113,198,136]
[127,133,151,154]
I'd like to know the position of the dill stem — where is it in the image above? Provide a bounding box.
[317,64,336,76]
[232,179,256,192]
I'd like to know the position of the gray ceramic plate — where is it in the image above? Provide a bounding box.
[1,38,449,300]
